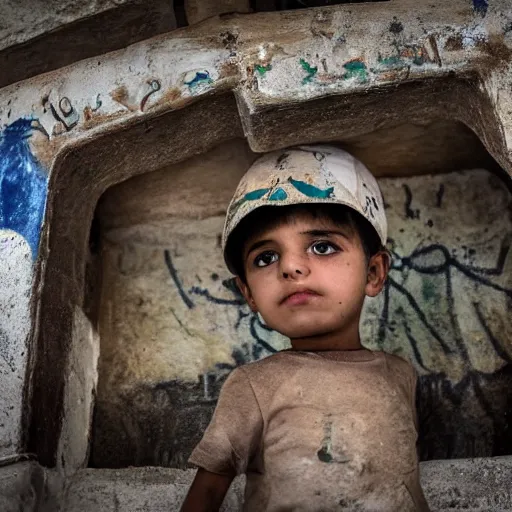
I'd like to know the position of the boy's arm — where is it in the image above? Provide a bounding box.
[180,468,234,512]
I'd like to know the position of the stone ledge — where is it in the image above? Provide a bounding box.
[59,467,244,512]
[421,456,512,511]
[54,457,512,511]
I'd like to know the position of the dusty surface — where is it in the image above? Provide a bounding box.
[0,232,32,457]
[0,0,175,87]
[421,457,512,511]
[59,457,512,511]
[59,467,245,511]
[1,457,511,511]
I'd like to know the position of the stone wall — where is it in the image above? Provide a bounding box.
[89,139,512,468]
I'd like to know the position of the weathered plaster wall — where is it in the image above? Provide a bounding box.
[0,0,176,88]
[90,140,512,468]
[0,1,512,507]
[0,232,33,457]
[0,118,48,457]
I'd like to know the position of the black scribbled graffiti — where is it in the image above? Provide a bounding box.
[164,250,195,309]
[380,235,512,370]
[377,234,512,459]
[403,184,420,219]
[165,250,278,370]
[163,191,512,460]
[436,184,444,207]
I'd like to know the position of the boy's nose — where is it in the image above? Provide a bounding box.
[282,269,303,279]
[280,254,310,279]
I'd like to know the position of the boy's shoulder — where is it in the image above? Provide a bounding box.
[380,351,418,396]
[381,351,416,372]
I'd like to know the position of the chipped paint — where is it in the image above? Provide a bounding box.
[268,187,287,201]
[0,118,48,258]
[244,188,270,201]
[343,59,368,82]
[378,42,433,70]
[288,177,334,199]
[255,63,272,76]
[140,80,161,111]
[183,70,213,91]
[0,2,509,152]
[300,58,318,84]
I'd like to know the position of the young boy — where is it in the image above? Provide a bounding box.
[181,145,429,511]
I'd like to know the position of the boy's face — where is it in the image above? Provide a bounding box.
[236,211,389,346]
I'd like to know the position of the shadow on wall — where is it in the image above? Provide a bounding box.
[86,131,512,469]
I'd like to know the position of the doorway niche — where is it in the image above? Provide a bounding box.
[84,120,512,469]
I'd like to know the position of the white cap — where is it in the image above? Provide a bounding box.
[222,145,387,273]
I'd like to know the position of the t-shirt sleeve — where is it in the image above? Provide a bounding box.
[188,366,263,476]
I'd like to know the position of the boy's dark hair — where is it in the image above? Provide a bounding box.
[225,203,384,282]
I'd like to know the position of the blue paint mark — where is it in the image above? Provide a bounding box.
[0,118,48,258]
[184,71,213,88]
[288,177,334,199]
[269,188,287,201]
[244,188,269,201]
[472,0,488,15]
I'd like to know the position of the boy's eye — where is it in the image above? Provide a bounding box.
[310,241,337,255]
[254,251,279,267]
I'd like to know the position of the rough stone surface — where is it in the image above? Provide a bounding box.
[0,461,44,512]
[0,231,32,458]
[1,458,511,512]
[0,0,176,87]
[60,467,245,512]
[57,308,99,477]
[57,457,512,511]
[421,457,512,511]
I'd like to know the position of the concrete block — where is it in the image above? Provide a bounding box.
[421,457,512,511]
[61,468,244,512]
[59,458,512,511]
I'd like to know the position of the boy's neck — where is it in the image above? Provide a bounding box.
[289,323,363,352]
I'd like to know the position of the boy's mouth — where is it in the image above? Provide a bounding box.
[281,289,320,306]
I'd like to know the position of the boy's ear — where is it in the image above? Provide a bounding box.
[365,250,390,297]
[235,276,258,312]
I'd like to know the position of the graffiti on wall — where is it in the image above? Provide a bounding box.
[0,118,48,258]
[165,248,279,367]
[91,168,512,467]
[163,170,512,460]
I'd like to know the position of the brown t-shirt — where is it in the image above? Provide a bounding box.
[189,349,430,511]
